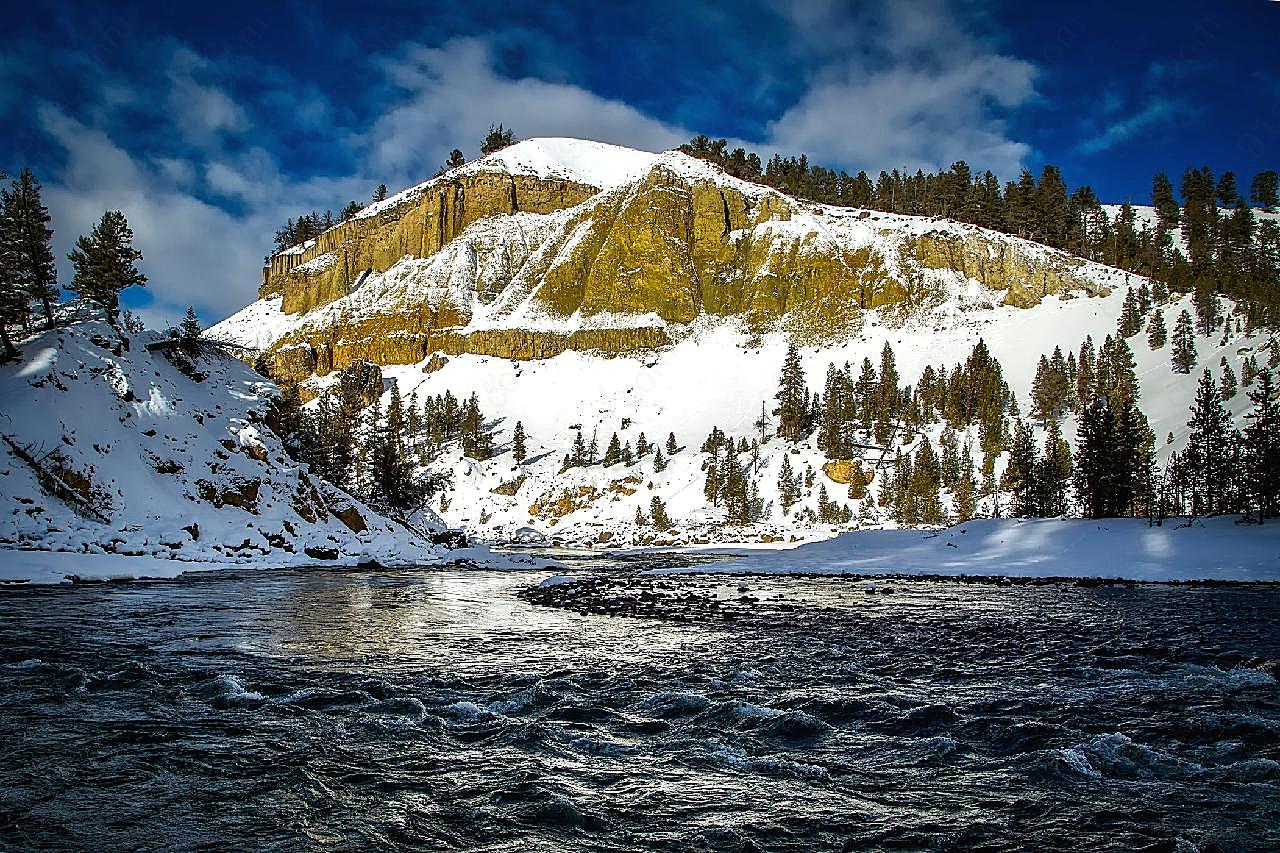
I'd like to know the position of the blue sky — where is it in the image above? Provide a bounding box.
[3,0,1277,325]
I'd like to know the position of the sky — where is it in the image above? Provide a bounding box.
[2,0,1277,326]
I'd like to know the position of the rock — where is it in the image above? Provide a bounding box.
[304,545,339,560]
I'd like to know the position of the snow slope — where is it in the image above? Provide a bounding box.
[0,320,550,583]
[663,517,1280,582]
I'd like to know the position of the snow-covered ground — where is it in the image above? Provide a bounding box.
[658,517,1280,582]
[0,319,552,584]
[375,288,1269,546]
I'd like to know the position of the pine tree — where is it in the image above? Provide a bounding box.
[1038,418,1073,517]
[911,439,945,524]
[512,421,527,462]
[480,124,517,155]
[622,441,634,466]
[636,432,650,457]
[652,447,667,472]
[1,168,58,327]
[1146,310,1167,349]
[649,496,671,530]
[774,342,809,441]
[366,385,424,513]
[604,432,622,466]
[1241,370,1280,519]
[1219,358,1238,401]
[372,184,388,203]
[666,432,678,455]
[0,245,24,360]
[778,453,799,514]
[67,210,146,325]
[572,429,587,467]
[178,306,201,343]
[1003,419,1040,516]
[1118,288,1143,338]
[1251,171,1279,211]
[1171,310,1197,373]
[1182,368,1239,515]
[439,149,465,174]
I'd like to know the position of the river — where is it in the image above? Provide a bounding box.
[1,557,1278,851]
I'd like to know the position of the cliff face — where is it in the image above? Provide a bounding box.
[216,139,1117,383]
[264,173,599,314]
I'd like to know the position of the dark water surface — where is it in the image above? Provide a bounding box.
[1,558,1278,851]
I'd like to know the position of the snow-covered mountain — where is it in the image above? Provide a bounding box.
[0,318,457,581]
[209,139,1277,546]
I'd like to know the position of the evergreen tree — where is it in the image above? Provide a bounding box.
[1,168,58,327]
[178,306,201,343]
[0,248,24,359]
[622,441,634,467]
[1220,358,1238,400]
[1241,370,1280,519]
[604,432,622,466]
[778,453,800,514]
[1251,171,1279,211]
[265,382,315,464]
[1171,310,1197,373]
[634,505,647,526]
[67,210,146,325]
[1073,396,1153,518]
[439,149,466,174]
[1146,310,1167,349]
[366,385,424,513]
[1118,288,1144,337]
[652,447,667,472]
[774,342,810,441]
[1003,419,1040,516]
[636,432,650,457]
[512,421,527,462]
[1182,368,1239,515]
[649,496,671,529]
[911,439,945,524]
[666,432,678,455]
[571,429,587,467]
[480,124,517,155]
[1152,172,1180,230]
[1037,418,1074,517]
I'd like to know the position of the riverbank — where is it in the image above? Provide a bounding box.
[648,517,1280,582]
[0,546,556,585]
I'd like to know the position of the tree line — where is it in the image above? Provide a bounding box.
[680,135,1280,325]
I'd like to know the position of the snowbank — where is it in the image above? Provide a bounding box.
[661,517,1280,582]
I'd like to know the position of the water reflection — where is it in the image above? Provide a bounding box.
[0,567,1276,851]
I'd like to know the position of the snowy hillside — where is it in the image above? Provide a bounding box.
[203,138,1280,548]
[370,290,1271,546]
[0,320,535,583]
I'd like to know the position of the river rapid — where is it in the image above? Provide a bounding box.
[1,557,1278,851]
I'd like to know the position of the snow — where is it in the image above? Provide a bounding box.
[665,517,1280,582]
[0,320,556,585]
[350,138,660,224]
[205,137,1279,550]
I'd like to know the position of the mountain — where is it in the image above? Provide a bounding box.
[0,316,456,582]
[210,139,1275,546]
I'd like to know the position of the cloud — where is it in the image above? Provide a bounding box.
[1076,99,1186,156]
[759,0,1036,177]
[364,37,689,181]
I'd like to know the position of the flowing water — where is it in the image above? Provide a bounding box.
[1,557,1278,851]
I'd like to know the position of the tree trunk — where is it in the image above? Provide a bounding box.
[0,323,19,362]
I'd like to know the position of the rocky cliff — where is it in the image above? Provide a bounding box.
[214,138,1114,382]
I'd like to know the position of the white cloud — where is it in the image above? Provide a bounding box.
[760,0,1036,177]
[364,37,689,181]
[1077,99,1184,155]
